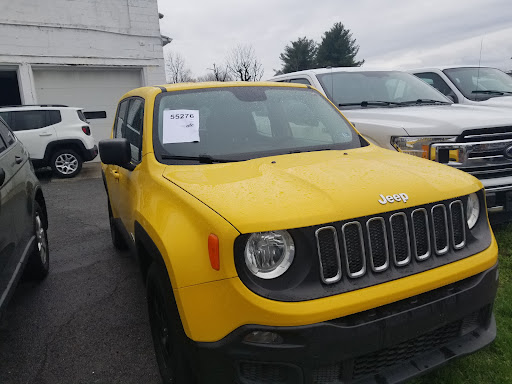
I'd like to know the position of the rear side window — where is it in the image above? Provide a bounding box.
[77,110,88,123]
[11,110,47,131]
[49,110,62,125]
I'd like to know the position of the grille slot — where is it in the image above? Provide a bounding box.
[341,222,366,278]
[432,204,449,255]
[389,213,411,266]
[316,227,342,284]
[411,208,431,260]
[450,201,466,249]
[367,217,389,272]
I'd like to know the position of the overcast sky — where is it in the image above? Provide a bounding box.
[157,0,512,80]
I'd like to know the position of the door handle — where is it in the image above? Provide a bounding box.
[15,156,23,164]
[111,170,120,180]
[0,168,4,186]
[39,132,52,136]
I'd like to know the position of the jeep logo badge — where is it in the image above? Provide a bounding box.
[378,193,409,205]
[504,145,512,159]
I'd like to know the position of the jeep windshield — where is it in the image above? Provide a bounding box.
[316,71,451,109]
[153,86,365,164]
[444,67,512,101]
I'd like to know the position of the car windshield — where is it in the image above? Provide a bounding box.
[316,71,451,109]
[443,67,512,101]
[153,86,365,163]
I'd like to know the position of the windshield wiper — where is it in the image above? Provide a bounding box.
[472,90,512,95]
[401,99,451,105]
[160,154,240,163]
[339,100,402,107]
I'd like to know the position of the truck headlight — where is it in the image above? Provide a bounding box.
[244,231,295,279]
[391,136,456,158]
[467,193,480,229]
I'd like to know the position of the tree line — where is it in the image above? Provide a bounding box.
[165,22,363,83]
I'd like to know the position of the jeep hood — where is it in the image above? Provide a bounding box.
[342,104,512,136]
[162,146,481,234]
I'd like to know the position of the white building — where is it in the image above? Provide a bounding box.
[0,0,167,143]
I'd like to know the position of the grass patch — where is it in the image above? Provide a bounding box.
[412,224,512,383]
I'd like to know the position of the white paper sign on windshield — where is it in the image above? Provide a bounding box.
[162,109,200,144]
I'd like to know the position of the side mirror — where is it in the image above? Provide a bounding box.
[99,139,133,169]
[446,93,457,103]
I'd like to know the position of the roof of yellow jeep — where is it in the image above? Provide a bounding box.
[119,81,308,100]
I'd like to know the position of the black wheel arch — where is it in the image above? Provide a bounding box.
[34,187,48,229]
[134,221,169,285]
[44,139,88,164]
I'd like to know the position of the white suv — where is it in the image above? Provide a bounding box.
[0,105,97,177]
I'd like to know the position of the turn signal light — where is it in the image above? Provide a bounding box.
[208,234,220,270]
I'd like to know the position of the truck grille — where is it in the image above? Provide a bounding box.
[315,200,466,284]
[457,126,512,180]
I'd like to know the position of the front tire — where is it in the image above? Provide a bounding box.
[24,201,49,280]
[146,263,196,384]
[51,149,82,178]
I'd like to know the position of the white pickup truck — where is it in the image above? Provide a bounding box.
[270,68,512,222]
[408,66,512,107]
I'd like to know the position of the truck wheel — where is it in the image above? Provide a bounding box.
[146,263,196,384]
[51,149,82,178]
[24,202,49,280]
[108,201,128,250]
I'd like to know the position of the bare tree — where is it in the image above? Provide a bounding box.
[165,51,194,83]
[197,63,231,82]
[226,45,264,81]
[209,63,231,81]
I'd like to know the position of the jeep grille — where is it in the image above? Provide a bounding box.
[316,199,466,284]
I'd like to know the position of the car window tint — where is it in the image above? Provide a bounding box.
[0,112,11,126]
[0,121,15,152]
[415,72,453,96]
[125,99,144,162]
[11,110,48,131]
[114,100,129,139]
[49,110,62,125]
[289,78,311,85]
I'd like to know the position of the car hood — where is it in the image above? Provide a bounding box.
[342,104,512,136]
[162,146,481,234]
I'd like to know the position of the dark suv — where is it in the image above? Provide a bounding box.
[0,117,49,312]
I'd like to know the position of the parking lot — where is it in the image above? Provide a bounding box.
[0,165,160,384]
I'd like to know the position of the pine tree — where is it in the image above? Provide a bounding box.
[316,22,364,68]
[279,37,318,73]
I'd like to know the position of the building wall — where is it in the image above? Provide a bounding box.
[0,0,166,102]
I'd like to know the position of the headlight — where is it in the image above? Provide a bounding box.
[466,193,480,229]
[244,231,295,279]
[391,136,456,159]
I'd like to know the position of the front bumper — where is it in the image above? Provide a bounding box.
[188,263,498,384]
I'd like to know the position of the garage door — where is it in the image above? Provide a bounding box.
[33,68,142,157]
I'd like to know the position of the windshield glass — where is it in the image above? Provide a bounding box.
[153,86,364,163]
[443,67,512,101]
[316,71,451,108]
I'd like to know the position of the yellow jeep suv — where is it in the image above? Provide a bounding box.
[100,82,498,384]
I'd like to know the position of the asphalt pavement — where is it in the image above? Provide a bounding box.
[0,164,161,384]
